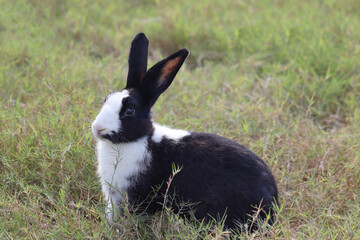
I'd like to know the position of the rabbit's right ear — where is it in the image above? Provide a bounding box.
[126,33,149,89]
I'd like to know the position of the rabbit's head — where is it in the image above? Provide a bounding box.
[92,33,189,143]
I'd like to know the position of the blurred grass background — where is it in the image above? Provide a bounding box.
[0,0,359,239]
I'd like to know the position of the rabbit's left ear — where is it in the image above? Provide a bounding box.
[139,49,189,107]
[126,33,149,89]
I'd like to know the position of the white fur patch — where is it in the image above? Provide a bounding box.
[96,136,150,221]
[92,90,129,138]
[152,123,190,143]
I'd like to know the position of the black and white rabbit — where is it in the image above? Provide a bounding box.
[92,33,278,229]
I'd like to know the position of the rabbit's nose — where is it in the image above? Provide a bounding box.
[92,122,107,137]
[97,128,106,136]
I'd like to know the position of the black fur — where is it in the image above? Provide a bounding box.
[128,133,278,229]
[126,33,149,89]
[101,33,278,230]
[139,48,189,108]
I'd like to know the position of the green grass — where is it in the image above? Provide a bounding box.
[1,0,359,239]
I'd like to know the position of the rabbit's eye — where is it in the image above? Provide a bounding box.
[124,107,135,117]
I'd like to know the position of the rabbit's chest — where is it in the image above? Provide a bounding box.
[96,136,151,194]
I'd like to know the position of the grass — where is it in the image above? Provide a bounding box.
[1,0,359,239]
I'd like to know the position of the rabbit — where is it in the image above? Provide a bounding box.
[91,33,278,230]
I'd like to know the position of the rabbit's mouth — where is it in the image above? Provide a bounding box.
[92,118,117,140]
[96,129,105,137]
[92,125,110,140]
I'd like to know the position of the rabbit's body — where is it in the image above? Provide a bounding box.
[134,130,277,229]
[92,33,278,229]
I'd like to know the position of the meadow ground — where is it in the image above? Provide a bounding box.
[0,0,359,239]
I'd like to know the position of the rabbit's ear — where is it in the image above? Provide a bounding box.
[140,49,189,107]
[126,33,149,89]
